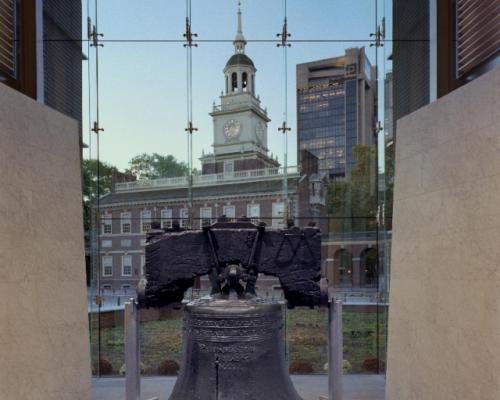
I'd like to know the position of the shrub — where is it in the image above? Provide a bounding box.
[119,362,149,376]
[289,360,314,374]
[95,358,113,375]
[158,359,180,375]
[322,360,352,374]
[361,358,385,373]
[342,360,353,374]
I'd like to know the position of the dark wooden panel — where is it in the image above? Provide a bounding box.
[456,0,500,77]
[0,0,15,77]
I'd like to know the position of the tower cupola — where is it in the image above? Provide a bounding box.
[224,1,256,95]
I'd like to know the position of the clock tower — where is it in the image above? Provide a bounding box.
[203,1,278,174]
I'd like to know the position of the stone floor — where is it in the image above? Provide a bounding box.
[92,374,385,400]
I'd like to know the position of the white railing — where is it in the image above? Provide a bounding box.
[212,95,267,115]
[115,166,300,192]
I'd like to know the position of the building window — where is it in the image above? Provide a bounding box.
[120,239,131,247]
[231,72,237,92]
[121,212,132,233]
[102,213,112,234]
[223,205,235,221]
[141,210,152,232]
[102,240,112,248]
[140,239,146,247]
[102,256,113,277]
[122,255,132,277]
[334,249,353,287]
[161,208,173,229]
[223,160,234,174]
[360,248,378,287]
[180,208,189,228]
[272,202,285,228]
[141,255,145,277]
[121,284,131,293]
[200,207,212,227]
[247,204,260,224]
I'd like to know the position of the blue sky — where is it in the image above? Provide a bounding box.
[83,0,392,171]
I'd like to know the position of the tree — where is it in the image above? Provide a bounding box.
[82,159,120,234]
[127,153,189,180]
[327,145,378,234]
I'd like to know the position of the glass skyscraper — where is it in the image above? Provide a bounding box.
[297,47,376,178]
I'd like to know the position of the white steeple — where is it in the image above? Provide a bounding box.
[234,1,246,54]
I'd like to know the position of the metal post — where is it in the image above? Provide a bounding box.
[329,299,343,400]
[125,299,140,400]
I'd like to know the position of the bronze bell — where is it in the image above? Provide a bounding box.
[168,297,303,400]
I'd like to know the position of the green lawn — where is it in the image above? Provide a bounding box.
[91,306,387,375]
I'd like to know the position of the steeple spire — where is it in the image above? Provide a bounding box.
[234,0,246,53]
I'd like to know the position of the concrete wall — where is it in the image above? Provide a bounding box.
[386,68,500,399]
[0,84,90,399]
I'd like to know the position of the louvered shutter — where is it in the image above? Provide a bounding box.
[0,0,16,78]
[456,0,500,78]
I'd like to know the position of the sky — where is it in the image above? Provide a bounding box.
[82,0,392,172]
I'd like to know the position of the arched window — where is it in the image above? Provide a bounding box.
[360,248,378,287]
[251,74,255,93]
[333,249,353,287]
[242,72,248,91]
[231,72,238,92]
[225,75,228,94]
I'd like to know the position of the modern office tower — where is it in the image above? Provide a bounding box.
[296,48,377,178]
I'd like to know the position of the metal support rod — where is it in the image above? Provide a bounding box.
[125,299,140,400]
[328,299,343,400]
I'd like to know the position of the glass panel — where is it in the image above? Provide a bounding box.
[84,0,390,389]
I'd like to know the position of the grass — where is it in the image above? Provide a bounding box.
[90,306,387,375]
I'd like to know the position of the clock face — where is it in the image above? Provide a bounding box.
[255,122,265,143]
[223,119,241,140]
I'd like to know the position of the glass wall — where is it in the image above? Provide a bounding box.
[85,0,392,381]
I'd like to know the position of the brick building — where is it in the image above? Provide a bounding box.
[92,5,326,293]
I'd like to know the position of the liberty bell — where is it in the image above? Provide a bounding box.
[139,219,323,400]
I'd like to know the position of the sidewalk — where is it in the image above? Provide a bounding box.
[92,374,385,400]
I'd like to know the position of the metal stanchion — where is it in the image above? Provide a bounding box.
[329,299,343,400]
[125,299,140,400]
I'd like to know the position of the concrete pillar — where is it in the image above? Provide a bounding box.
[329,299,343,400]
[125,299,140,400]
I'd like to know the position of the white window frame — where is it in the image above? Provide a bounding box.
[161,208,173,229]
[141,210,152,233]
[102,256,113,277]
[200,207,213,227]
[180,208,189,228]
[247,204,260,224]
[102,213,112,234]
[223,205,236,221]
[121,212,132,233]
[122,255,132,277]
